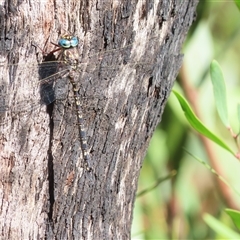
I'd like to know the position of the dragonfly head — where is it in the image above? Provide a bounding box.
[58,34,79,49]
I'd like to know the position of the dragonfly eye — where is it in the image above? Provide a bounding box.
[58,38,71,48]
[70,37,79,47]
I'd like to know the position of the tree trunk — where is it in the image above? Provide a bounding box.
[0,0,198,239]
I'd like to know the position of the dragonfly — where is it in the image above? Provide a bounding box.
[0,33,155,169]
[0,33,95,170]
[50,34,91,171]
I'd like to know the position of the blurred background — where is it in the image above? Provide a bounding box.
[132,1,240,239]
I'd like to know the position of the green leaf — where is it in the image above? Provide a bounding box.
[225,209,240,230]
[210,60,229,127]
[172,90,234,155]
[234,0,240,12]
[204,213,240,239]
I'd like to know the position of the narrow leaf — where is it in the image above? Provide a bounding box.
[204,213,240,239]
[173,90,234,155]
[210,60,229,127]
[234,0,240,12]
[225,209,240,230]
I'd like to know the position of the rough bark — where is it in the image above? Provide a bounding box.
[0,0,198,239]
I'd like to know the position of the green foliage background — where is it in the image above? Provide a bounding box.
[132,1,240,239]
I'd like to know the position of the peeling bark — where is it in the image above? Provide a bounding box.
[0,0,198,239]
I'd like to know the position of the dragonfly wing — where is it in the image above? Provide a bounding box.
[0,59,71,109]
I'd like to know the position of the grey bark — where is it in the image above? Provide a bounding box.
[0,0,198,239]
